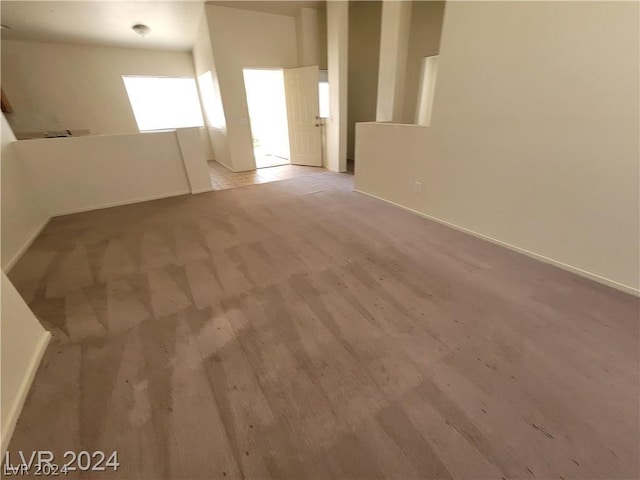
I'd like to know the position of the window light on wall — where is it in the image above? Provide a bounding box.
[122,76,204,132]
[416,56,439,127]
[197,71,226,129]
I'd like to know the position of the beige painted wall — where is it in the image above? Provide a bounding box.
[401,1,445,124]
[1,40,196,136]
[1,271,50,453]
[296,7,328,70]
[375,0,412,123]
[1,114,49,270]
[347,1,382,160]
[326,1,349,172]
[176,127,215,194]
[355,1,640,293]
[206,5,299,171]
[14,132,191,216]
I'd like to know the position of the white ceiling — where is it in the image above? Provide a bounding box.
[0,1,205,51]
[0,1,326,51]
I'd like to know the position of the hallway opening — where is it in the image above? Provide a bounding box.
[243,68,290,169]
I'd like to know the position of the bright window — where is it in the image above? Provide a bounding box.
[122,76,204,131]
[318,70,330,119]
[318,81,330,119]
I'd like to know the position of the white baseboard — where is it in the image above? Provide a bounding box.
[354,189,640,297]
[3,216,50,273]
[191,187,215,195]
[4,190,193,272]
[1,331,51,454]
[212,160,236,173]
[51,189,191,217]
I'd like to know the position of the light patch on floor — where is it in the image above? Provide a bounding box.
[208,161,327,190]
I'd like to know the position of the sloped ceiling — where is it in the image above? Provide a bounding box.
[207,1,325,17]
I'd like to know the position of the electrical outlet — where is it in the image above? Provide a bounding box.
[412,181,422,193]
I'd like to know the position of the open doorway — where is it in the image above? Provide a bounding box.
[243,69,290,169]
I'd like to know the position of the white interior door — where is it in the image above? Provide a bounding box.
[283,65,322,166]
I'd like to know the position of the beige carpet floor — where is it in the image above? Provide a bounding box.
[7,172,639,479]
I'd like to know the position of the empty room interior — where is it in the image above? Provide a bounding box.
[0,0,638,478]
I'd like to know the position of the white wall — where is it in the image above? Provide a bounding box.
[1,114,49,270]
[1,40,196,136]
[206,5,299,172]
[1,271,50,453]
[356,1,640,293]
[14,132,192,216]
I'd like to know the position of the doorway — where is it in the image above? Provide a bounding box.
[243,69,290,169]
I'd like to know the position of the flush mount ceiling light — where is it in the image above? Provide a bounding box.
[132,24,151,37]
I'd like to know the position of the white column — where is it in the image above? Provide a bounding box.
[376,0,412,123]
[176,127,214,194]
[326,1,348,172]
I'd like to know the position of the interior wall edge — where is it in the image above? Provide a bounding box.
[212,159,237,173]
[0,330,51,454]
[1,113,51,273]
[1,216,50,273]
[354,188,640,298]
[46,189,192,218]
[175,127,215,194]
[191,187,216,195]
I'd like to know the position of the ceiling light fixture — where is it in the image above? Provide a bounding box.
[132,24,151,37]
